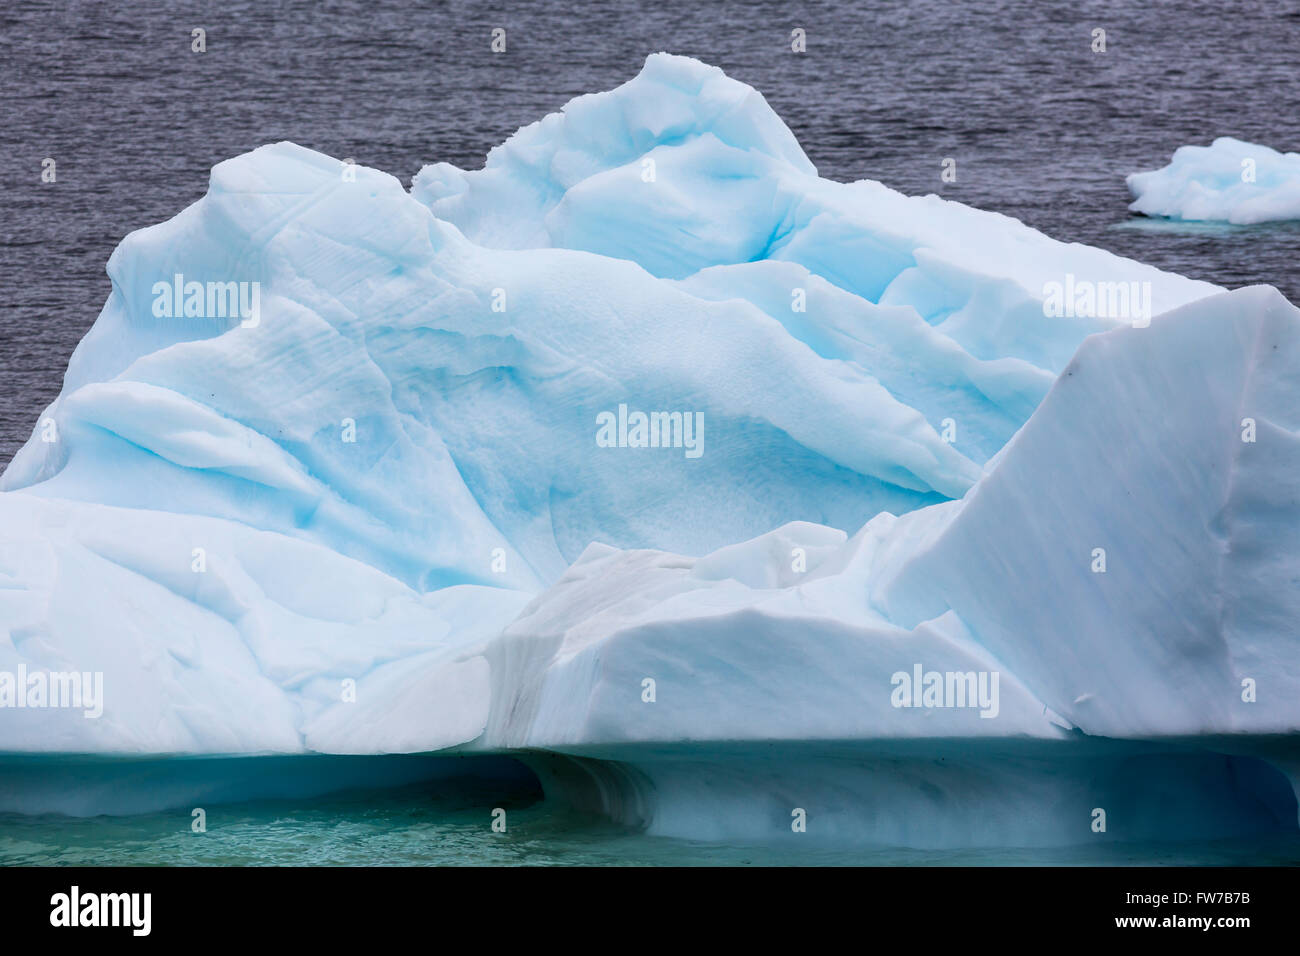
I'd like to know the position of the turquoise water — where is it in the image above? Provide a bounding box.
[1111,218,1300,238]
[3,778,1298,867]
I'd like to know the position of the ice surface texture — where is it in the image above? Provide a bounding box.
[2,55,1297,844]
[1127,136,1300,223]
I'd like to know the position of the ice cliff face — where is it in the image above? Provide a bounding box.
[2,54,1298,845]
[1127,136,1300,223]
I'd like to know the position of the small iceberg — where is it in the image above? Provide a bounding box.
[1127,136,1300,223]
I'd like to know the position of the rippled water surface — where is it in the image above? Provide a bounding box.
[3,0,1300,463]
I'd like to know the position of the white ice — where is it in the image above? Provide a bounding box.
[1127,136,1300,223]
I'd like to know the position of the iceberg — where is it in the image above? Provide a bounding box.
[2,54,1297,848]
[1127,136,1300,223]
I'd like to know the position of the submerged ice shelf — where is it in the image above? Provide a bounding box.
[1,54,1297,847]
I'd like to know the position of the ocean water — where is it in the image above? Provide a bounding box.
[3,0,1300,865]
[0,749,1297,866]
[3,761,1298,866]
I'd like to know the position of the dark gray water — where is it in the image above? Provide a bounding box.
[2,0,1300,465]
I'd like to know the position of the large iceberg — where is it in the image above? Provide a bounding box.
[1127,136,1300,223]
[2,54,1298,847]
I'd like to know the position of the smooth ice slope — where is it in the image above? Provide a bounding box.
[1127,137,1300,223]
[875,285,1300,738]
